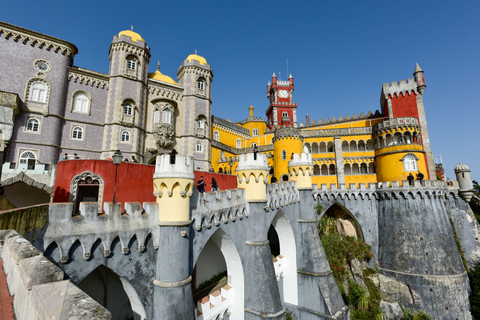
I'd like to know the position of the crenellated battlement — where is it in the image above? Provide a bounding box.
[43,201,159,264]
[265,181,300,212]
[299,110,382,128]
[191,188,249,231]
[289,152,312,167]
[382,78,418,99]
[313,180,456,202]
[154,154,195,180]
[237,152,268,171]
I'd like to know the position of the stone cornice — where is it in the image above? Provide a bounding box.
[373,117,421,134]
[68,67,109,89]
[212,116,250,136]
[302,127,373,138]
[0,21,77,58]
[148,84,183,102]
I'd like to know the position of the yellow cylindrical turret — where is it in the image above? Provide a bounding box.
[272,128,303,181]
[153,154,195,223]
[236,153,269,202]
[288,153,313,189]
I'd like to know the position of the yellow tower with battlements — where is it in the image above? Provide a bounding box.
[288,153,313,189]
[272,128,303,182]
[236,153,269,201]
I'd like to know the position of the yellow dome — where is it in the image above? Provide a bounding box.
[118,30,145,43]
[186,52,207,65]
[148,70,178,85]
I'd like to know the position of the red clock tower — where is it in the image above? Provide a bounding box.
[266,72,297,129]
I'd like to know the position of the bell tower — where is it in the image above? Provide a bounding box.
[266,73,297,129]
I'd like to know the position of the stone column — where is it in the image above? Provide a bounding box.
[152,154,195,320]
[334,137,345,185]
[238,153,285,319]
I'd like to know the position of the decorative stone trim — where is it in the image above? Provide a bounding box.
[69,171,104,211]
[212,116,250,136]
[68,69,109,89]
[302,126,373,138]
[109,42,151,61]
[148,85,183,101]
[1,171,53,194]
[153,275,192,288]
[0,21,77,58]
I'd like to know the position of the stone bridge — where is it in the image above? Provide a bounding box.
[5,153,476,320]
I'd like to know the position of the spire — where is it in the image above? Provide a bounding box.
[131,25,134,31]
[157,61,160,71]
[268,81,271,85]
[289,73,293,79]
[414,63,423,73]
[195,49,197,55]
[272,72,276,77]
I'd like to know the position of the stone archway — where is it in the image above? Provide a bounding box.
[78,265,147,320]
[193,228,244,320]
[269,210,298,305]
[320,202,365,241]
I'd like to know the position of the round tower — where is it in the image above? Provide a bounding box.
[101,28,151,159]
[176,51,213,171]
[288,153,313,189]
[455,163,475,202]
[152,154,195,320]
[373,118,428,184]
[236,153,269,202]
[272,127,303,181]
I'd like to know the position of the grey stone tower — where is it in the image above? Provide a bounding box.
[101,29,151,159]
[455,163,475,202]
[176,52,213,171]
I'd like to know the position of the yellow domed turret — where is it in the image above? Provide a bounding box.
[118,27,145,43]
[186,50,207,65]
[148,62,178,85]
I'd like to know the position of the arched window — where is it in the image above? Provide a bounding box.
[127,58,136,70]
[124,103,133,115]
[402,153,418,172]
[29,81,47,103]
[281,150,287,161]
[19,150,37,170]
[358,141,366,151]
[197,80,205,91]
[251,143,257,148]
[236,139,241,148]
[26,118,39,132]
[313,164,320,176]
[252,129,258,137]
[360,163,368,174]
[214,130,220,141]
[196,142,203,152]
[121,130,130,142]
[72,126,83,140]
[162,108,171,124]
[73,92,90,113]
[198,119,205,129]
[153,110,160,124]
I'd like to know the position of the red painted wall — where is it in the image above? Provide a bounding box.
[53,160,237,210]
[390,92,419,119]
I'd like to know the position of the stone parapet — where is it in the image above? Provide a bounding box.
[191,188,248,230]
[43,202,159,263]
[0,230,111,320]
[265,181,300,212]
[237,152,268,171]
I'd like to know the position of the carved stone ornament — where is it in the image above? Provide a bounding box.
[153,123,175,149]
[69,171,104,209]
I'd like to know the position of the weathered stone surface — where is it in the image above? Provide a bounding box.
[381,300,403,319]
[30,280,112,319]
[18,255,64,289]
[372,273,423,311]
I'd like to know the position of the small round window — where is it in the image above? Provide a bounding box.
[34,60,50,72]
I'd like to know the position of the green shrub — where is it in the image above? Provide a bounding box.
[469,264,480,319]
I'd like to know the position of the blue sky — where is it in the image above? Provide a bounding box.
[2,0,479,180]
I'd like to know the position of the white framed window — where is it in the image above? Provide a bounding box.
[214,130,220,141]
[197,80,205,91]
[252,129,258,136]
[124,104,133,116]
[162,108,171,124]
[121,130,130,142]
[26,118,39,132]
[153,110,160,124]
[402,153,418,172]
[196,142,203,152]
[72,126,83,140]
[29,81,47,103]
[127,59,136,70]
[73,92,90,113]
[198,119,205,129]
[236,139,241,148]
[19,150,37,170]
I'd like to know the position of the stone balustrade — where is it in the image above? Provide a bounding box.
[195,284,233,320]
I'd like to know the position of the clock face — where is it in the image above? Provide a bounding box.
[278,90,289,98]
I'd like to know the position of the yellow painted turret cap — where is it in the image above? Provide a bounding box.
[148,61,178,85]
[118,26,145,43]
[186,50,207,65]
